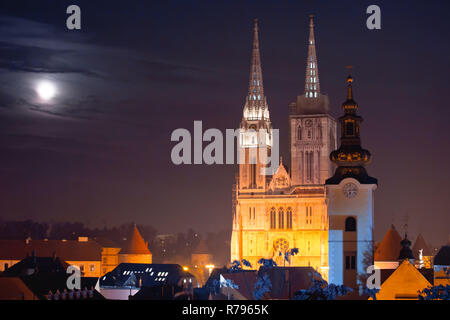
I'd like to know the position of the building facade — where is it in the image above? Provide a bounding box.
[231,16,336,280]
[325,74,377,288]
[0,238,104,277]
[230,16,377,288]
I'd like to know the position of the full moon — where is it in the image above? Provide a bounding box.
[36,81,56,101]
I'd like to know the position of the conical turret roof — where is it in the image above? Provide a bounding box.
[375,225,402,261]
[120,225,151,255]
[412,233,431,258]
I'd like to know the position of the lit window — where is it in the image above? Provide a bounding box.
[306,206,313,224]
[270,208,276,229]
[286,208,293,229]
[278,208,284,229]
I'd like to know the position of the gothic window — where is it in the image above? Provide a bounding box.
[297,126,302,140]
[270,208,276,229]
[345,217,356,232]
[306,206,312,225]
[286,208,293,229]
[250,164,256,187]
[306,151,313,181]
[278,208,284,229]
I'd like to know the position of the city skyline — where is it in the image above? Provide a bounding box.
[0,0,449,247]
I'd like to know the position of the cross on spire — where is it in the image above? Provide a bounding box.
[243,18,270,121]
[304,14,320,98]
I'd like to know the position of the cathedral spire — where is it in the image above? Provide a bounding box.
[243,19,269,121]
[305,14,320,98]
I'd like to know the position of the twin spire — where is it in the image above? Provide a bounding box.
[243,19,269,121]
[243,15,322,121]
[305,14,320,98]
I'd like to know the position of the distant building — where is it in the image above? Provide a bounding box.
[0,226,153,277]
[0,253,103,300]
[213,266,323,300]
[98,263,197,300]
[0,277,35,300]
[433,245,450,286]
[412,233,432,269]
[118,225,152,264]
[0,237,104,277]
[191,239,212,269]
[374,225,402,269]
[190,239,213,286]
[95,237,121,275]
[374,259,431,300]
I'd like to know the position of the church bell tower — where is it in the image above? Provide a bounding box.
[289,15,337,186]
[326,74,377,289]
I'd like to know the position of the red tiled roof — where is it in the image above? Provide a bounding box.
[0,277,35,300]
[0,239,102,261]
[120,225,151,255]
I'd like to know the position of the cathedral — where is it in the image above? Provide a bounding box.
[230,15,377,288]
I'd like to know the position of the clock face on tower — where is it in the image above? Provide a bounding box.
[343,182,358,198]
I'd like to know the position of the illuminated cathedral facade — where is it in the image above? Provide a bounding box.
[230,15,377,287]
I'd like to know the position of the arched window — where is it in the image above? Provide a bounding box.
[297,126,302,140]
[278,208,284,229]
[286,208,293,229]
[306,205,312,225]
[345,217,356,232]
[270,208,276,229]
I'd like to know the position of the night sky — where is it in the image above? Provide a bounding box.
[0,1,449,246]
